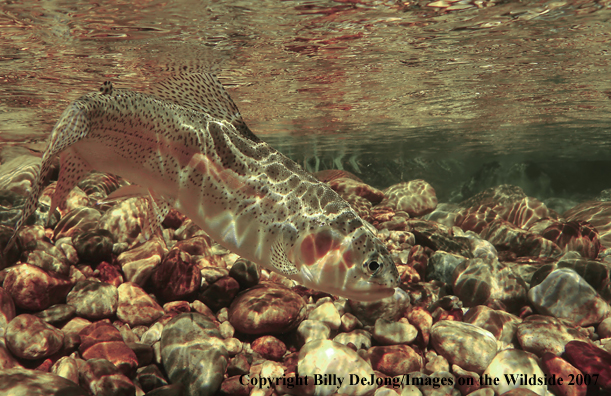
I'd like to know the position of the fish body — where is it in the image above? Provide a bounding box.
[4,73,399,301]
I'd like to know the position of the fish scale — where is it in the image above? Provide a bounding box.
[3,73,400,301]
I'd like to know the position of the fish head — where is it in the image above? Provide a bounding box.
[293,225,400,301]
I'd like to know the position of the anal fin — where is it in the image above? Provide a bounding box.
[49,148,92,223]
[137,191,173,243]
[270,239,298,276]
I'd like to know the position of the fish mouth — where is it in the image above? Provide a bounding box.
[339,279,397,302]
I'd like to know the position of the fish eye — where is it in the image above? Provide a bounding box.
[368,260,380,272]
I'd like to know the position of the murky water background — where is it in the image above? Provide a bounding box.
[1,0,610,202]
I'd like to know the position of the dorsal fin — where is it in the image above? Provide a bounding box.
[149,73,260,142]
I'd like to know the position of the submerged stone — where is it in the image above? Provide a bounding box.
[161,313,228,396]
[528,268,611,326]
[228,283,306,335]
[2,263,73,311]
[0,368,87,395]
[5,314,64,360]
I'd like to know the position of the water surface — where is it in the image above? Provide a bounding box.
[1,0,610,201]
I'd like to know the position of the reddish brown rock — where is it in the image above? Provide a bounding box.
[2,263,73,311]
[564,201,611,248]
[370,206,396,226]
[407,245,432,279]
[379,180,437,217]
[343,194,373,222]
[327,177,385,204]
[540,220,600,259]
[228,283,306,335]
[461,184,527,211]
[455,205,503,234]
[562,341,611,390]
[313,169,363,183]
[162,208,187,229]
[251,335,287,361]
[463,305,521,343]
[480,219,562,258]
[174,235,214,256]
[453,258,529,311]
[78,358,136,396]
[367,345,422,377]
[79,320,124,352]
[200,276,240,312]
[217,375,250,396]
[406,307,433,348]
[516,315,590,356]
[116,282,164,327]
[540,353,587,396]
[81,341,138,377]
[78,320,138,376]
[151,248,201,302]
[504,197,558,229]
[95,261,123,287]
[0,286,16,329]
[432,307,463,322]
[163,300,191,314]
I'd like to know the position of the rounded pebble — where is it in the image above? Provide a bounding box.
[67,280,118,319]
[5,314,64,359]
[116,282,164,327]
[161,313,228,395]
[431,320,497,374]
[228,283,306,335]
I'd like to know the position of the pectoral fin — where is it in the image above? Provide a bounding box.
[101,184,149,203]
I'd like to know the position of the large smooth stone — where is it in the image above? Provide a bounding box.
[78,358,136,396]
[4,314,64,359]
[228,283,306,335]
[0,367,87,395]
[430,320,497,374]
[161,313,228,396]
[66,280,118,320]
[379,180,438,217]
[368,345,422,376]
[528,268,611,326]
[516,315,590,357]
[482,349,547,396]
[463,305,521,344]
[562,340,611,390]
[298,340,376,396]
[116,282,164,327]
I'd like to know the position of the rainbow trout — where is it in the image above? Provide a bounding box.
[3,73,399,301]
